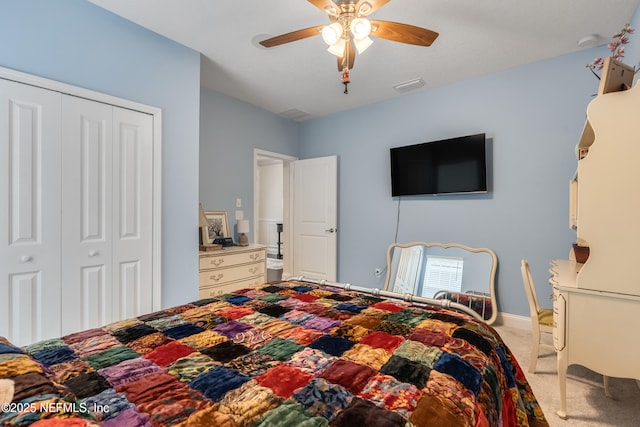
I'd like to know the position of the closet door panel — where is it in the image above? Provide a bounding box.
[0,79,62,346]
[61,95,113,335]
[112,107,153,320]
[80,265,108,329]
[6,274,43,346]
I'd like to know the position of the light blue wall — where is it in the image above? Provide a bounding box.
[197,7,640,318]
[299,46,631,317]
[0,0,201,307]
[4,0,638,318]
[199,89,299,239]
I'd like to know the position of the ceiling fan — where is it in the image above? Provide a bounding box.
[259,0,439,93]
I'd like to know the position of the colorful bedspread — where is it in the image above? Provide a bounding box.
[0,280,548,427]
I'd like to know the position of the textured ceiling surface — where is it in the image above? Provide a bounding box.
[90,0,640,120]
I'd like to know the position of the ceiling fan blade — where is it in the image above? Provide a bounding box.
[369,20,439,46]
[307,0,340,17]
[337,40,356,71]
[259,25,324,48]
[356,0,390,16]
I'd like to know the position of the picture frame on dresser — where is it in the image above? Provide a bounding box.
[199,203,211,245]
[205,211,230,239]
[199,226,210,246]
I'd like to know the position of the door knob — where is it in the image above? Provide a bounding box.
[325,228,336,233]
[88,250,99,257]
[20,255,33,263]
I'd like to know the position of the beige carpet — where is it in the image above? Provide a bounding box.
[494,325,640,426]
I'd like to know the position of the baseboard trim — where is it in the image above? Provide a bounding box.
[495,312,531,330]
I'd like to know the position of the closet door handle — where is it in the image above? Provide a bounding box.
[20,255,33,263]
[325,228,336,233]
[88,250,99,257]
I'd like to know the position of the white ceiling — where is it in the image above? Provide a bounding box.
[89,0,639,120]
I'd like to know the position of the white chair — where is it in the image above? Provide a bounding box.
[521,259,554,373]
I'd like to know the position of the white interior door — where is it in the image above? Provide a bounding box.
[61,95,114,333]
[0,79,63,346]
[292,156,338,281]
[61,96,154,334]
[111,106,154,320]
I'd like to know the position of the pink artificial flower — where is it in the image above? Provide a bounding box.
[588,24,635,74]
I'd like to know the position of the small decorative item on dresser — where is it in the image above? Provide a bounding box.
[237,219,249,246]
[200,244,222,252]
[199,203,211,246]
[199,226,208,246]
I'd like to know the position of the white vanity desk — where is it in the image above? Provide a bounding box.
[549,259,640,419]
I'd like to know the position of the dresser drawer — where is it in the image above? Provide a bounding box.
[199,261,265,287]
[199,276,267,299]
[199,249,265,270]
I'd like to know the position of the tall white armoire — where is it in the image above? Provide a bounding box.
[549,57,640,419]
[0,70,161,346]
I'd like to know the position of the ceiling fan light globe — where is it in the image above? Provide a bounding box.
[327,38,346,57]
[354,36,373,54]
[322,22,343,45]
[350,18,371,40]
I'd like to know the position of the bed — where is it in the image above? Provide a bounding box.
[0,279,548,427]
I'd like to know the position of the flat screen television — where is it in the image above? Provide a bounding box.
[390,133,487,196]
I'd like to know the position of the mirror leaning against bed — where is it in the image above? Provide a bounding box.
[384,242,498,325]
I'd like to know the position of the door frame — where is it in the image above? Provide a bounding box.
[0,66,163,310]
[253,149,297,278]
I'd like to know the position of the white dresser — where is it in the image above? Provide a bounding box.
[199,244,267,298]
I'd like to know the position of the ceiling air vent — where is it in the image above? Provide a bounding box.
[393,78,425,93]
[279,108,311,121]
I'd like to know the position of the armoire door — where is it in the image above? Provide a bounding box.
[60,96,153,335]
[0,79,63,346]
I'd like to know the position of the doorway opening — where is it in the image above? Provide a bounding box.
[254,149,296,281]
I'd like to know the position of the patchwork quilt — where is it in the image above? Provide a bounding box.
[0,280,548,426]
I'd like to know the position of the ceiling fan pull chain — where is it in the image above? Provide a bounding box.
[341,66,350,94]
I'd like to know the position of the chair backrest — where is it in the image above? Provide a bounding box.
[521,259,542,317]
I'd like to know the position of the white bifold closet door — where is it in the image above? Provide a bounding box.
[0,79,154,345]
[0,79,63,346]
[60,96,153,335]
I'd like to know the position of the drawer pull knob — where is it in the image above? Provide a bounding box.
[250,253,259,260]
[248,267,258,274]
[210,273,224,282]
[211,259,224,267]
